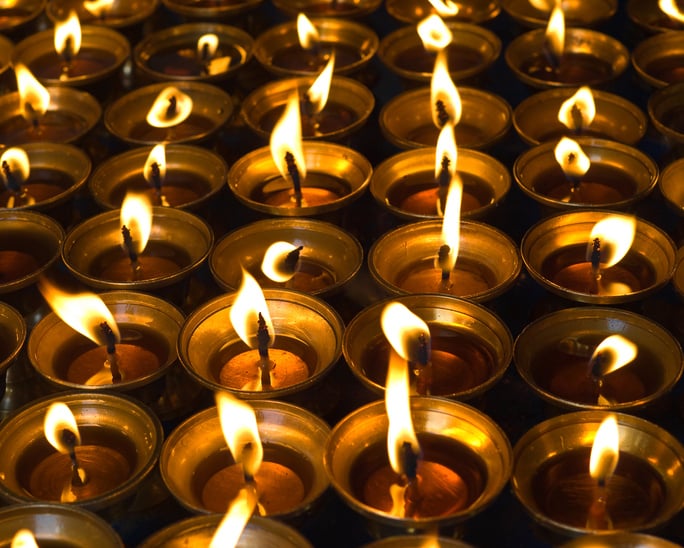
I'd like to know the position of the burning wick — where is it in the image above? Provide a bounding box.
[166,95,177,119]
[99,321,121,382]
[587,415,619,529]
[284,246,303,275]
[435,99,449,128]
[121,225,142,278]
[436,152,450,213]
[61,35,75,72]
[570,104,583,134]
[256,312,273,390]
[409,332,432,396]
[284,151,303,207]
[391,440,421,517]
[1,160,20,193]
[60,427,88,487]
[148,161,169,206]
[590,237,601,281]
[437,244,451,281]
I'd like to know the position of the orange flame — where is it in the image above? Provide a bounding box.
[417,14,453,52]
[120,192,153,255]
[215,391,264,481]
[297,12,319,50]
[15,64,50,123]
[659,0,684,21]
[435,119,457,185]
[209,485,258,548]
[270,91,307,184]
[44,402,81,454]
[0,147,30,186]
[11,530,38,548]
[590,335,637,378]
[230,268,275,349]
[589,415,619,484]
[261,241,300,283]
[554,137,590,179]
[545,2,565,60]
[197,33,219,60]
[54,10,81,58]
[426,0,460,17]
[437,123,462,273]
[431,49,461,127]
[83,0,114,17]
[306,51,335,114]
[146,86,193,128]
[587,215,636,270]
[143,144,166,185]
[558,86,596,131]
[381,302,431,365]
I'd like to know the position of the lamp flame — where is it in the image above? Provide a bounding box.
[0,0,18,7]
[0,147,30,186]
[426,0,459,17]
[297,12,319,50]
[38,277,120,347]
[558,86,596,131]
[197,33,219,60]
[44,402,81,454]
[262,241,300,283]
[545,2,565,60]
[590,335,637,378]
[554,137,590,179]
[659,0,684,21]
[83,0,114,17]
[209,485,258,548]
[439,163,462,272]
[54,11,81,59]
[15,64,50,123]
[589,415,619,484]
[435,119,457,184]
[417,14,453,52]
[381,302,431,366]
[230,268,275,349]
[146,86,193,128]
[431,49,461,127]
[121,192,153,255]
[11,530,38,548]
[143,144,166,185]
[270,91,307,184]
[215,391,264,482]
[586,215,636,270]
[306,51,335,114]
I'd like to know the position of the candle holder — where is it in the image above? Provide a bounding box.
[0,503,123,547]
[0,142,92,225]
[627,0,684,34]
[562,532,683,548]
[272,0,381,18]
[253,17,379,77]
[159,400,330,523]
[648,82,684,147]
[103,81,233,146]
[513,88,647,146]
[241,75,374,142]
[368,220,521,303]
[11,26,130,89]
[632,31,684,89]
[133,23,254,84]
[88,144,227,212]
[511,411,684,538]
[161,0,263,21]
[513,137,658,211]
[363,536,474,547]
[385,0,500,24]
[227,141,371,217]
[45,0,159,31]
[210,218,363,298]
[514,307,683,412]
[324,397,512,538]
[500,0,617,28]
[27,290,194,421]
[139,514,312,547]
[0,0,45,35]
[0,391,163,513]
[0,35,12,85]
[343,294,512,400]
[379,86,511,150]
[370,147,510,222]
[0,86,101,146]
[659,157,684,215]
[378,22,500,84]
[0,302,26,401]
[61,207,213,295]
[505,28,629,89]
[521,210,676,304]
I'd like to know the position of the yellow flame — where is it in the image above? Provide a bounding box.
[11,530,38,548]
[261,241,299,283]
[440,173,463,273]
[417,14,453,52]
[0,0,18,7]
[587,215,636,270]
[197,33,219,60]
[120,192,153,255]
[15,64,50,122]
[554,137,590,179]
[558,86,596,131]
[39,278,120,347]
[143,144,166,185]
[426,0,459,17]
[590,335,638,377]
[44,402,81,454]
[297,12,319,50]
[145,86,193,128]
[0,147,30,186]
[230,268,275,349]
[659,0,684,21]
[545,2,565,60]
[431,49,461,127]
[381,302,431,364]
[215,391,264,481]
[54,11,81,58]
[589,415,619,483]
[306,51,335,114]
[83,0,114,17]
[209,485,258,548]
[435,120,457,183]
[270,91,307,184]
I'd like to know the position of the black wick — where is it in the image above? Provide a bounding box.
[100,321,121,382]
[284,151,303,207]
